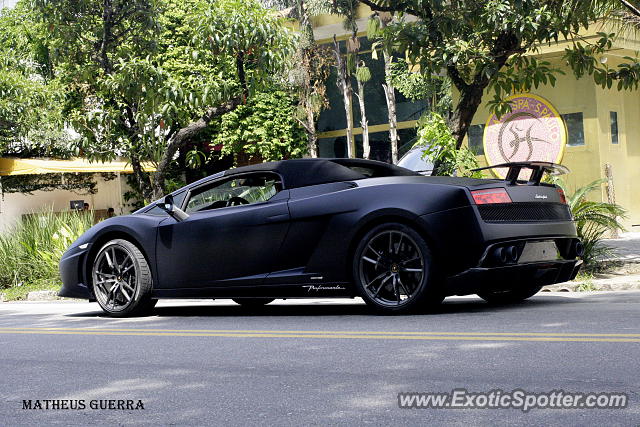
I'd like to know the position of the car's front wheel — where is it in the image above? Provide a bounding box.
[353,223,443,314]
[477,285,542,305]
[92,239,155,317]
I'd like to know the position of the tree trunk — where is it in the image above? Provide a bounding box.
[297,0,319,158]
[301,47,319,158]
[430,83,484,176]
[306,109,318,157]
[151,97,243,199]
[333,35,356,158]
[383,53,398,164]
[449,83,485,151]
[98,0,114,74]
[378,13,399,164]
[356,78,370,159]
[130,154,153,202]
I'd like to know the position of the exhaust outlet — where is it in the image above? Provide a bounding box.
[505,245,519,263]
[493,247,508,264]
[573,240,584,258]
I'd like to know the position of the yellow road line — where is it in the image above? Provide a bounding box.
[0,327,639,338]
[0,329,639,342]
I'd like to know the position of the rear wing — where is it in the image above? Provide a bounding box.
[472,162,570,186]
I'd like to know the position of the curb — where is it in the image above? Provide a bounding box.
[26,290,60,301]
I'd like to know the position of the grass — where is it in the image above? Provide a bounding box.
[0,208,93,301]
[1,282,61,301]
[574,272,598,292]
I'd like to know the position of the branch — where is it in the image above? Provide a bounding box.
[295,116,312,133]
[357,0,423,18]
[447,65,468,91]
[155,96,243,181]
[620,0,640,17]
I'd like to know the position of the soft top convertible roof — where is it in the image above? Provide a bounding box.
[200,158,419,189]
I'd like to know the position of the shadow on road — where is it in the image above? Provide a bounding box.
[60,293,586,319]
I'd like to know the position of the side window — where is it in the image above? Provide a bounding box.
[185,173,282,213]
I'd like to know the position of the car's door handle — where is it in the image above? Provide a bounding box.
[265,213,289,223]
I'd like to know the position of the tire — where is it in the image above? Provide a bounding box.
[91,239,155,317]
[232,298,275,307]
[353,223,444,314]
[477,285,542,305]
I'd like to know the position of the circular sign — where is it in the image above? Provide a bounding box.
[483,94,567,179]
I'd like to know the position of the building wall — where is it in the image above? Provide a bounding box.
[0,174,131,232]
[464,53,640,228]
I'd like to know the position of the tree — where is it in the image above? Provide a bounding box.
[368,11,400,163]
[388,59,452,116]
[289,0,334,158]
[332,35,356,158]
[32,0,167,199]
[154,0,297,197]
[209,90,307,161]
[326,0,364,159]
[339,1,372,159]
[33,0,297,200]
[354,60,371,158]
[358,0,640,174]
[0,3,73,158]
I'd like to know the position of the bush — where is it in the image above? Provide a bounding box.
[415,112,482,178]
[554,178,626,266]
[0,209,93,293]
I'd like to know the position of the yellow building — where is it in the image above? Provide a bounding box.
[311,7,640,228]
[464,25,640,228]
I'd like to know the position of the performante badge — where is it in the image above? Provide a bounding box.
[483,94,567,179]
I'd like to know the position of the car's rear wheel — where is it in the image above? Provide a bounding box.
[477,285,542,305]
[353,223,443,314]
[92,239,155,317]
[232,298,275,307]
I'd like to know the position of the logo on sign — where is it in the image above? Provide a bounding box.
[483,94,567,179]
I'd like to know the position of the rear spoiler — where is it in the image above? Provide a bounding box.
[472,162,570,186]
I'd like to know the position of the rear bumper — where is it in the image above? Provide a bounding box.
[445,259,582,296]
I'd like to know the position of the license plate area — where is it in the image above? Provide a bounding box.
[518,241,559,264]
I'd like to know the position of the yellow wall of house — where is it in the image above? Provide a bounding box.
[465,55,640,228]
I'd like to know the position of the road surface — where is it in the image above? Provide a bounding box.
[1,292,639,425]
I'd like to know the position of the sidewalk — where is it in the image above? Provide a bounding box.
[546,232,640,292]
[602,232,640,263]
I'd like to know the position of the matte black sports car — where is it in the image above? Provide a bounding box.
[59,158,583,316]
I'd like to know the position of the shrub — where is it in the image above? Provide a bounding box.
[554,178,626,266]
[415,112,482,178]
[0,209,93,292]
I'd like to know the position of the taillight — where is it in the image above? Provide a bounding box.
[471,188,512,204]
[557,188,567,204]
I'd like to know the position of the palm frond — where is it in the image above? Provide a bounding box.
[568,178,605,208]
[562,176,627,266]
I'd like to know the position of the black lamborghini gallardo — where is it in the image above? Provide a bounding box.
[59,158,583,316]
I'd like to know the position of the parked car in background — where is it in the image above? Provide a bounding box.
[397,146,433,175]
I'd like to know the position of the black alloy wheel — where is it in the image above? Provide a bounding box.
[353,223,443,314]
[92,239,156,317]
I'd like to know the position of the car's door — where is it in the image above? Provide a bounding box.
[155,172,290,289]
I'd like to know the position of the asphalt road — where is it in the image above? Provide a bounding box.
[1,292,639,426]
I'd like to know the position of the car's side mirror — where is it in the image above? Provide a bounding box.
[156,194,189,222]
